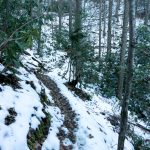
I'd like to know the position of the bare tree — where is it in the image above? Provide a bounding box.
[99,0,102,71]
[74,0,82,79]
[117,0,136,149]
[107,0,113,58]
[117,0,129,100]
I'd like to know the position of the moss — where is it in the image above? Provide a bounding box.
[40,88,51,106]
[27,88,51,150]
[27,112,51,150]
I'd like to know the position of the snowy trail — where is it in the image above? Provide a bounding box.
[36,72,118,150]
[36,72,109,150]
[48,75,112,150]
[0,51,136,150]
[36,73,78,149]
[45,73,134,150]
[20,50,134,150]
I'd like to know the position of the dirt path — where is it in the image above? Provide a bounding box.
[36,73,78,150]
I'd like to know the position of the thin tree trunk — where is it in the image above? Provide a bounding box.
[29,0,33,17]
[83,0,86,13]
[74,0,82,78]
[117,0,129,100]
[29,0,33,49]
[37,0,42,56]
[58,0,62,33]
[135,0,139,17]
[144,0,150,26]
[99,0,102,71]
[115,0,121,22]
[103,0,106,37]
[2,0,9,32]
[69,0,73,80]
[107,0,113,58]
[69,0,73,38]
[117,0,135,149]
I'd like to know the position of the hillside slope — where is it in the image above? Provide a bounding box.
[0,49,149,150]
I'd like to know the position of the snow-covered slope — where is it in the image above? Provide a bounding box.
[0,1,149,149]
[0,49,135,150]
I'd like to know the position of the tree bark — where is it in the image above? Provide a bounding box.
[37,0,42,56]
[117,0,129,100]
[2,0,9,32]
[74,0,82,78]
[103,0,106,37]
[117,0,135,149]
[69,0,73,38]
[107,0,113,58]
[99,0,102,71]
[58,0,63,33]
[115,0,121,22]
[144,0,150,26]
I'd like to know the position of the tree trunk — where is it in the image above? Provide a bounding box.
[58,0,62,33]
[117,0,129,100]
[117,0,135,149]
[75,0,82,32]
[115,0,121,22]
[99,0,102,71]
[144,0,150,26]
[2,0,9,32]
[29,0,33,17]
[69,0,73,38]
[103,0,106,37]
[69,0,73,80]
[37,0,42,56]
[74,0,82,78]
[107,0,113,58]
[135,0,139,17]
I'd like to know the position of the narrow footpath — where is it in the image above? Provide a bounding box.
[36,73,78,150]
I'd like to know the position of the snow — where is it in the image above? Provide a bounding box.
[0,62,62,150]
[0,64,4,72]
[0,69,45,150]
[0,1,149,150]
[0,42,149,150]
[42,106,64,150]
[0,47,138,150]
[47,73,134,150]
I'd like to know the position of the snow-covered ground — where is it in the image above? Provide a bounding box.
[0,49,132,150]
[0,48,149,150]
[0,1,149,150]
